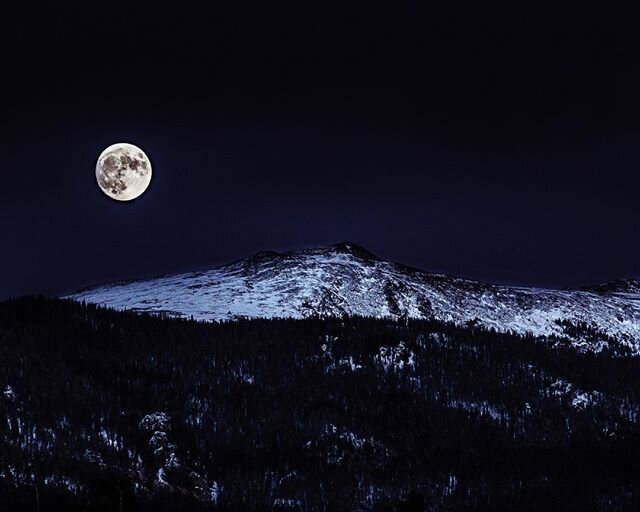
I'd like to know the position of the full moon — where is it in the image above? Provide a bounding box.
[96,143,152,201]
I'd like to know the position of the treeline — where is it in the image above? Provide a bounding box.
[0,296,639,511]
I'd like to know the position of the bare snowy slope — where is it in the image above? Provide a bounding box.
[68,243,640,353]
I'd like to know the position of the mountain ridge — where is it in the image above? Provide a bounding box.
[67,242,640,354]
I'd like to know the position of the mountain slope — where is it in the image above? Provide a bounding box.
[68,242,640,353]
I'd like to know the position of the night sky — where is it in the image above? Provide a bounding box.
[3,4,640,299]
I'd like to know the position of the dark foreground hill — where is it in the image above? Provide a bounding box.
[1,297,640,511]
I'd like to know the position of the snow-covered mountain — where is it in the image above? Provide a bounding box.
[68,242,640,353]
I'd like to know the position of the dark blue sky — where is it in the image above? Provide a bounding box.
[2,4,640,298]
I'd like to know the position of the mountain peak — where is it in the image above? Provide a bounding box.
[244,243,379,264]
[329,242,380,261]
[245,250,283,263]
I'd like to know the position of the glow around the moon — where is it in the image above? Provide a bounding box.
[96,143,152,201]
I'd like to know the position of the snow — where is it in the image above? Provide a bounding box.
[337,356,362,371]
[149,431,169,450]
[98,428,119,449]
[549,379,602,409]
[3,385,16,402]
[273,498,301,508]
[449,400,506,422]
[210,481,220,504]
[156,467,169,487]
[308,423,390,465]
[139,412,171,432]
[67,243,640,354]
[375,341,416,372]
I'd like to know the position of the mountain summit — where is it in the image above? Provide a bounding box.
[68,243,640,353]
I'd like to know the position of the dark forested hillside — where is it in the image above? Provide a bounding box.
[1,297,640,511]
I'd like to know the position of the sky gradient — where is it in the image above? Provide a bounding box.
[2,4,640,298]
